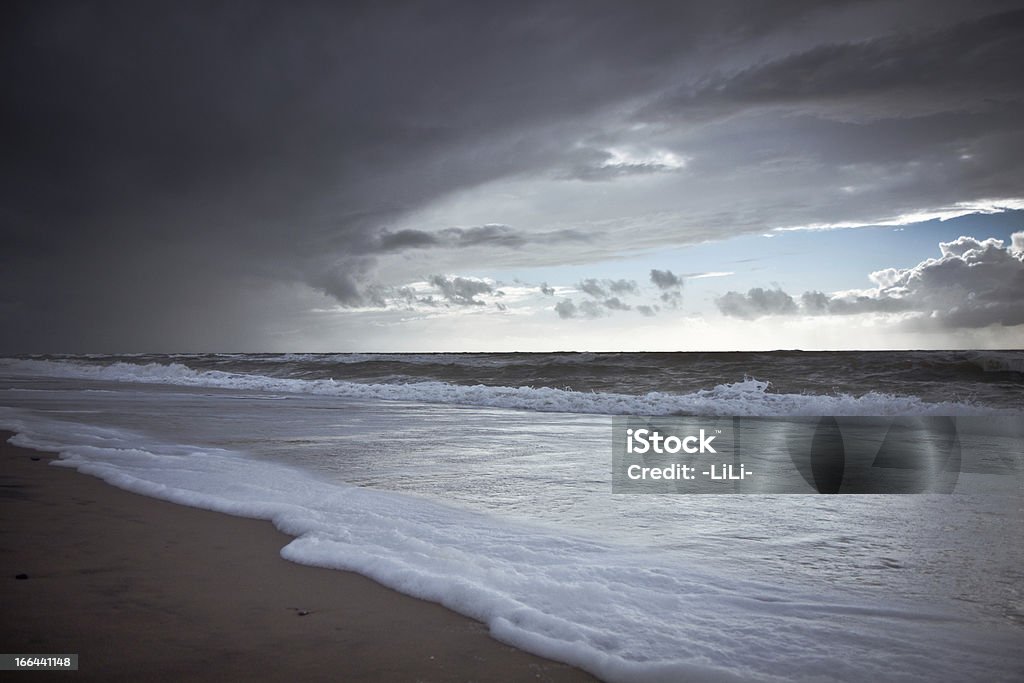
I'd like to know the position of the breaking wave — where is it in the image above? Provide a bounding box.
[1,358,1003,416]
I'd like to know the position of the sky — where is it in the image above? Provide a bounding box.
[2,0,1023,352]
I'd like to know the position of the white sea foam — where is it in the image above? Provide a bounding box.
[0,358,1002,416]
[2,407,1019,683]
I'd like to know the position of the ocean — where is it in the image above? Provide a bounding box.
[2,351,1022,682]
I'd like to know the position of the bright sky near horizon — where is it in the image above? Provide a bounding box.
[2,1,1023,352]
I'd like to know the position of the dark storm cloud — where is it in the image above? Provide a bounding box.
[308,258,381,307]
[3,0,1023,350]
[376,230,444,252]
[309,223,582,306]
[10,0,788,349]
[642,8,1024,122]
[718,233,1024,329]
[611,4,1024,247]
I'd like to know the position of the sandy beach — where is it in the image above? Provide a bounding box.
[0,431,596,682]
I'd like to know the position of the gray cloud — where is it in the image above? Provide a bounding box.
[553,278,643,319]
[427,275,494,306]
[801,290,831,315]
[553,297,622,319]
[650,269,682,289]
[550,270,698,320]
[539,282,556,296]
[374,225,588,254]
[660,291,682,308]
[554,299,578,319]
[577,300,608,319]
[577,279,608,298]
[577,278,638,298]
[650,269,683,308]
[716,288,799,319]
[603,297,631,311]
[323,226,591,305]
[309,266,366,307]
[607,279,639,295]
[376,230,444,252]
[437,225,528,249]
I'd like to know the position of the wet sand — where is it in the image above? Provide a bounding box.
[0,432,597,682]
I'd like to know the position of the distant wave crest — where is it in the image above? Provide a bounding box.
[1,358,1004,416]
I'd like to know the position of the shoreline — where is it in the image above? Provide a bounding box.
[0,431,597,682]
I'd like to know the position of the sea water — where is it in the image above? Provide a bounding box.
[1,353,1022,682]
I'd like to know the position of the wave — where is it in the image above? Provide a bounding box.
[1,358,1003,416]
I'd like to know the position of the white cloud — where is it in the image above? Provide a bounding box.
[718,231,1024,329]
[773,199,1024,233]
[687,271,734,280]
[601,147,688,171]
